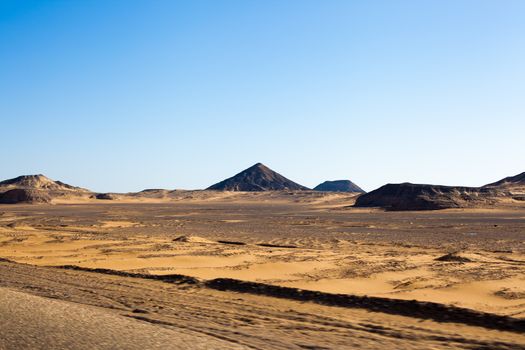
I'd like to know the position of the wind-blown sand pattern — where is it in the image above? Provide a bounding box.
[0,192,524,348]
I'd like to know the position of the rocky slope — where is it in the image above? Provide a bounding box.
[483,171,525,196]
[207,163,309,191]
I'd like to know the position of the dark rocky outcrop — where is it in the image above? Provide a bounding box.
[314,180,365,193]
[95,193,115,200]
[354,183,503,211]
[435,253,472,263]
[0,189,51,204]
[207,163,309,191]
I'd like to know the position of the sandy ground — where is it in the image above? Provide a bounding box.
[1,259,524,349]
[0,286,243,350]
[0,193,524,348]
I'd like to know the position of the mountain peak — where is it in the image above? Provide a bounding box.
[207,163,309,191]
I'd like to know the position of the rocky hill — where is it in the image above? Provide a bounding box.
[207,163,309,191]
[354,183,505,211]
[0,175,90,204]
[314,180,365,193]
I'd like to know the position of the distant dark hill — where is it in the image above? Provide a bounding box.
[314,180,365,193]
[0,174,90,204]
[354,183,503,211]
[483,171,525,188]
[207,163,309,191]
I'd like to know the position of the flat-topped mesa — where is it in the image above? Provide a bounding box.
[207,163,310,191]
[314,180,365,193]
[354,183,504,211]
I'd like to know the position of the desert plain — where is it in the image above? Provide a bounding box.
[1,191,524,349]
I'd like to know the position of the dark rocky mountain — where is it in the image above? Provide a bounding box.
[207,163,309,191]
[354,183,504,211]
[314,180,365,193]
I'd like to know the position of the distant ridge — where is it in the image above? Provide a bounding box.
[314,180,365,193]
[483,171,525,188]
[207,163,309,191]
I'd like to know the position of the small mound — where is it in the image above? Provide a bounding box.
[0,189,51,204]
[172,235,214,244]
[435,253,472,263]
[494,288,525,300]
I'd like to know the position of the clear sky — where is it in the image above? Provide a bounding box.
[1,0,524,192]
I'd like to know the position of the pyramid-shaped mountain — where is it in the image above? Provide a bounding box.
[314,180,365,193]
[207,163,309,191]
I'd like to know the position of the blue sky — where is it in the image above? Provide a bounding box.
[1,0,524,192]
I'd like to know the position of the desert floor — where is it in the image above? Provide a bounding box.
[1,193,524,349]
